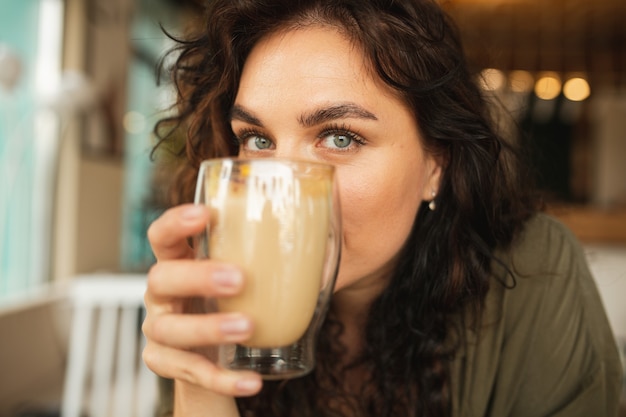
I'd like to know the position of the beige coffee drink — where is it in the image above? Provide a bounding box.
[205,164,331,348]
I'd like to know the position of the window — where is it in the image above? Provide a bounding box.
[0,0,64,301]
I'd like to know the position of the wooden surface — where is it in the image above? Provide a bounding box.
[547,204,626,244]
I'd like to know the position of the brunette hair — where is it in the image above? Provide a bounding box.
[153,0,537,415]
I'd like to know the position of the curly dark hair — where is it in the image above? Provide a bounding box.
[153,0,538,415]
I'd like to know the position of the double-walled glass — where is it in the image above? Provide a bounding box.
[194,158,341,380]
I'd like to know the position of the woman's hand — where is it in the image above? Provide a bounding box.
[142,204,263,410]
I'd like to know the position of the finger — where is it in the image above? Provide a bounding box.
[147,259,243,300]
[144,312,253,348]
[147,204,210,261]
[142,343,263,397]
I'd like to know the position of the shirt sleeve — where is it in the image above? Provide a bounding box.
[451,214,623,417]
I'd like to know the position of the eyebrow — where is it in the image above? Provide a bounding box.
[298,103,378,127]
[230,105,264,126]
[230,102,378,127]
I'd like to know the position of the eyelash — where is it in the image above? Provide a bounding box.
[318,123,366,148]
[233,128,264,146]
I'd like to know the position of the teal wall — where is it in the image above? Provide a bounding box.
[0,0,43,297]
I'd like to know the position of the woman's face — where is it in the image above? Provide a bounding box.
[232,26,441,296]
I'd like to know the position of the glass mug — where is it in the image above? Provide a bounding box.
[193,158,341,379]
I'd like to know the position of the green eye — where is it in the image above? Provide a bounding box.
[245,136,272,150]
[332,134,352,148]
[255,137,271,149]
[318,126,365,152]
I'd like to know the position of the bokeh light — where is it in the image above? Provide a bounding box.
[563,77,591,101]
[479,68,506,91]
[534,72,562,100]
[508,70,534,94]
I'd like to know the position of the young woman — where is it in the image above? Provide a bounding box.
[141,0,623,416]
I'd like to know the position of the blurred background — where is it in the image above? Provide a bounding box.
[0,0,624,415]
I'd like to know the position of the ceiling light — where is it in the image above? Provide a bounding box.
[563,77,590,102]
[534,72,561,100]
[509,70,534,94]
[479,68,506,91]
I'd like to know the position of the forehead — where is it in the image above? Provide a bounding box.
[235,26,399,109]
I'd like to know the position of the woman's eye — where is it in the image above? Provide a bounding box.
[320,130,363,151]
[243,135,274,150]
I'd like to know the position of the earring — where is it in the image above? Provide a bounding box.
[428,191,437,211]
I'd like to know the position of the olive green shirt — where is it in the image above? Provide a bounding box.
[156,214,623,416]
[451,214,622,416]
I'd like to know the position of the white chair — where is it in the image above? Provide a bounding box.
[60,274,157,417]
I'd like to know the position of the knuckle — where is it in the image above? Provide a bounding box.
[140,317,149,336]
[146,219,162,245]
[141,315,153,338]
[146,263,166,294]
[141,344,158,371]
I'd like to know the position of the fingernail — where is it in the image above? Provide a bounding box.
[220,315,251,336]
[235,378,262,394]
[180,205,206,221]
[212,267,243,292]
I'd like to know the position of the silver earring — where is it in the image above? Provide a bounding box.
[428,191,437,211]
